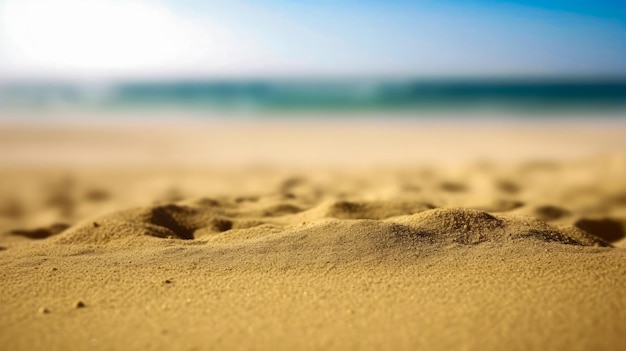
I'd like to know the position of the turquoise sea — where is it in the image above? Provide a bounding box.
[1,78,626,116]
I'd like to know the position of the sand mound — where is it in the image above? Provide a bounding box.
[53,202,608,249]
[395,208,602,245]
[55,203,229,244]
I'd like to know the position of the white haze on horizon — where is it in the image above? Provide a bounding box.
[0,0,624,82]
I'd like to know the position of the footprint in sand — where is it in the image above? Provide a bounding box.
[10,223,70,239]
[574,218,625,244]
[533,205,570,221]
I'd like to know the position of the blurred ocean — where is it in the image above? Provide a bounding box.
[1,78,626,116]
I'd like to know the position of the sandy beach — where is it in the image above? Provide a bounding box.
[1,115,626,350]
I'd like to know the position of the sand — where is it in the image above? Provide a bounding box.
[1,115,626,350]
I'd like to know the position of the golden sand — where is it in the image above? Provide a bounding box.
[0,118,625,350]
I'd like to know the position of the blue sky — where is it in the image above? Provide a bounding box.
[0,0,624,79]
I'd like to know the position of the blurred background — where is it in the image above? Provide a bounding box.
[0,0,625,169]
[0,0,624,116]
